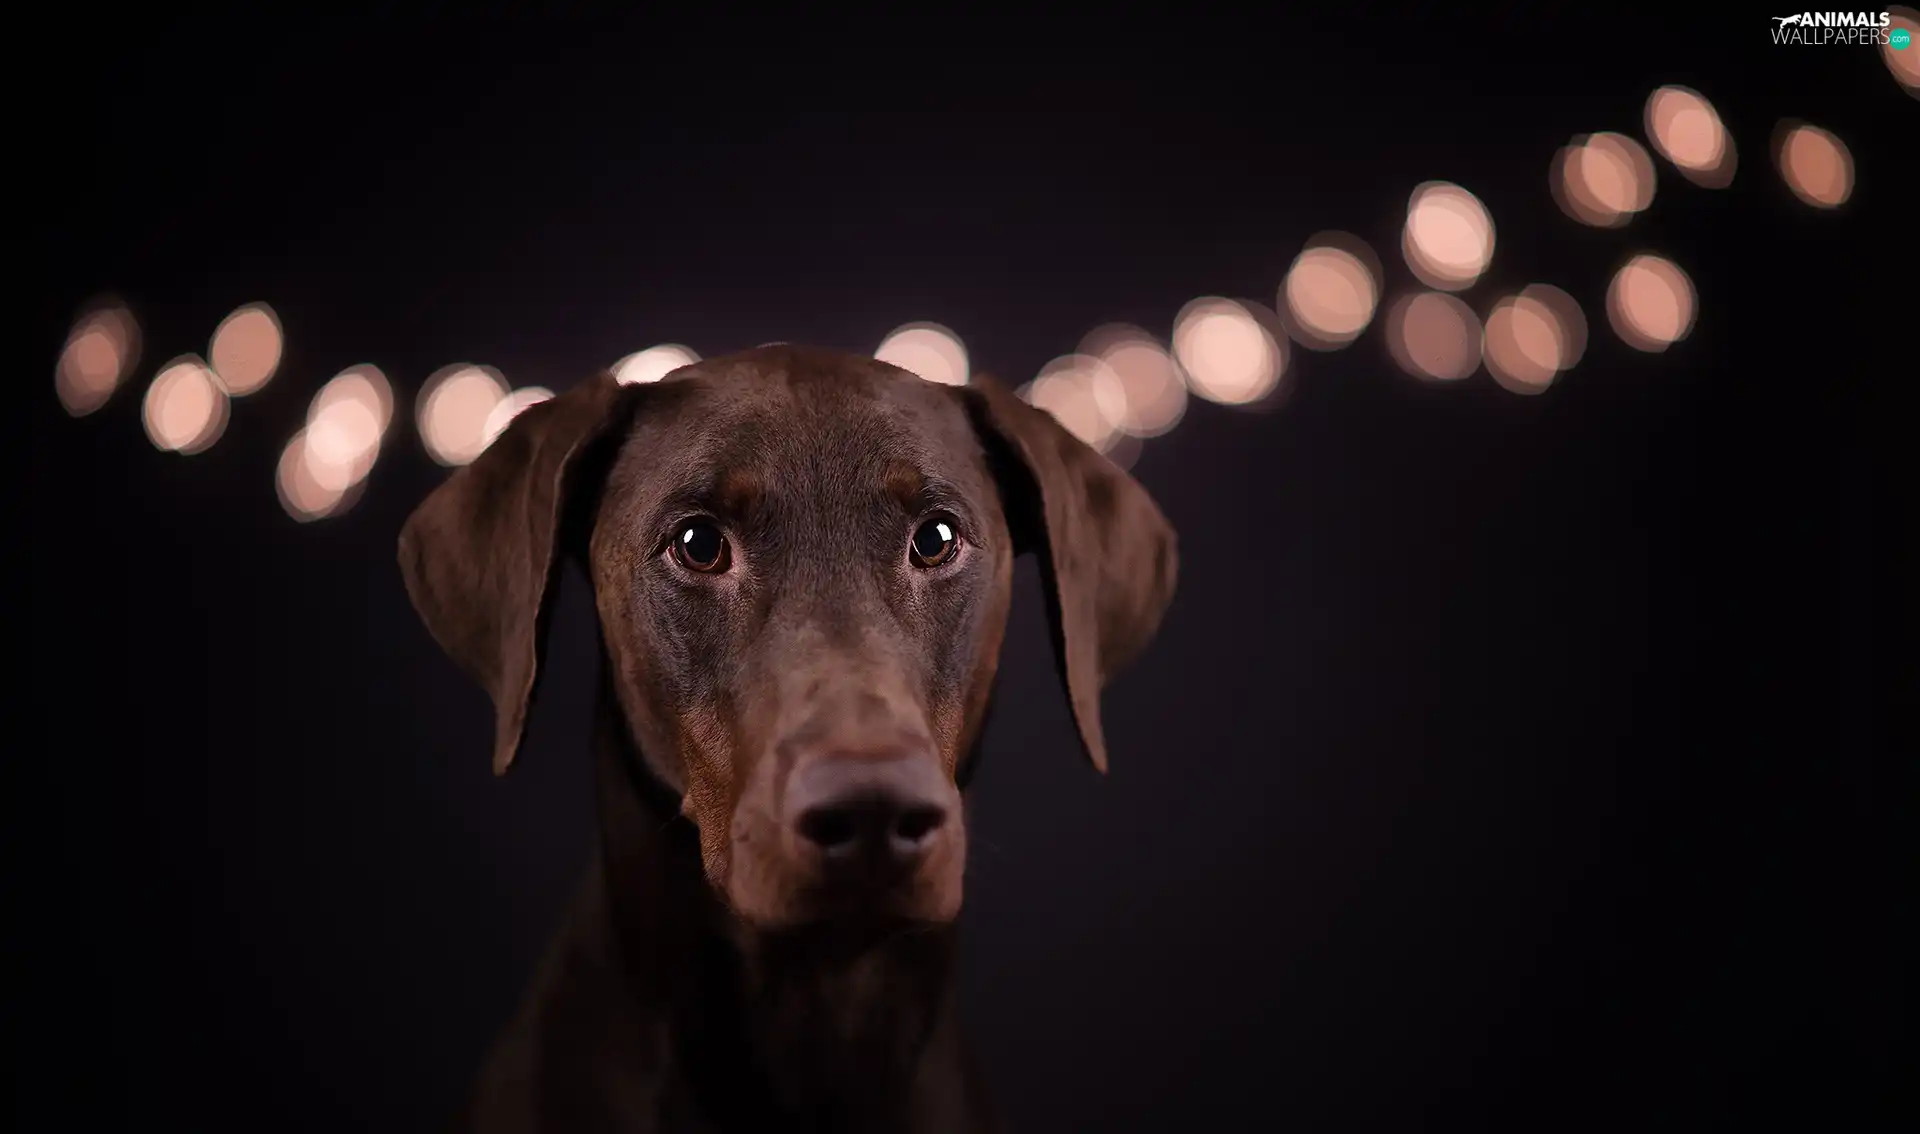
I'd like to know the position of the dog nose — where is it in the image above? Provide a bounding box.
[787,755,951,866]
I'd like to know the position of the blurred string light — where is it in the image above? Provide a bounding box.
[142,355,228,454]
[481,386,556,449]
[1171,297,1286,408]
[613,343,700,385]
[1644,86,1737,188]
[1022,354,1128,449]
[135,300,282,455]
[56,301,141,416]
[1552,132,1657,228]
[56,69,1895,520]
[1482,284,1590,396]
[1077,324,1187,438]
[1774,121,1855,208]
[1282,234,1382,351]
[1385,292,1482,382]
[208,302,284,396]
[417,365,509,466]
[1607,255,1697,352]
[1884,6,1920,95]
[875,323,969,387]
[278,365,396,521]
[1402,182,1496,291]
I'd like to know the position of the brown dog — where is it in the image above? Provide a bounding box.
[399,345,1177,1131]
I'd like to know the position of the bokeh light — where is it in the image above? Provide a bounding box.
[1607,254,1697,352]
[52,55,1881,532]
[417,364,509,466]
[1027,354,1129,453]
[306,402,380,486]
[142,356,229,454]
[1171,297,1285,406]
[1483,285,1587,396]
[1552,133,1657,228]
[277,428,364,522]
[1483,297,1559,395]
[289,365,396,516]
[1644,86,1737,188]
[481,386,557,450]
[1282,234,1381,350]
[875,322,970,386]
[1402,182,1496,291]
[313,364,396,437]
[1385,292,1483,382]
[613,344,700,385]
[1774,122,1855,209]
[1078,324,1188,438]
[1883,7,1919,95]
[208,302,283,396]
[55,302,141,417]
[1521,284,1589,373]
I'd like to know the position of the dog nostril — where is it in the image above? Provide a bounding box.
[795,799,947,861]
[892,805,946,850]
[797,808,860,855]
[786,755,952,865]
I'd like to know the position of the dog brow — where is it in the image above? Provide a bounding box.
[652,466,765,529]
[885,461,967,518]
[714,468,764,517]
[884,461,927,509]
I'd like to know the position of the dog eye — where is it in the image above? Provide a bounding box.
[909,517,959,569]
[670,520,731,573]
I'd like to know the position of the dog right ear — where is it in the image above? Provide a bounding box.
[958,373,1179,776]
[397,370,640,776]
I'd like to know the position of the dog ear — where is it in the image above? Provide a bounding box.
[397,370,639,776]
[960,374,1179,773]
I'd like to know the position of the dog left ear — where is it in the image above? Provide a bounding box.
[398,371,640,776]
[959,374,1179,774]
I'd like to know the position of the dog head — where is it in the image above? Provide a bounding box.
[400,346,1176,930]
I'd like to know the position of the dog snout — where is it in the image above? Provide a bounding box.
[786,751,954,873]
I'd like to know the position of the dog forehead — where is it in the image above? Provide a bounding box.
[604,346,988,509]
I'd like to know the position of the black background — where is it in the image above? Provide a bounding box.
[19,10,1908,1131]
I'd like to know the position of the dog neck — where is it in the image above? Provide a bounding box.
[581,685,975,1131]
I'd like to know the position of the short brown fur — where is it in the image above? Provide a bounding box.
[398,345,1177,1131]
